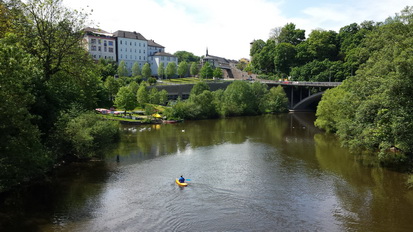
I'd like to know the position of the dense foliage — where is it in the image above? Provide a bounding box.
[164,81,289,120]
[250,20,379,81]
[315,7,413,164]
[0,0,119,192]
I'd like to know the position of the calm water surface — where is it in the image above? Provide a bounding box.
[1,113,413,231]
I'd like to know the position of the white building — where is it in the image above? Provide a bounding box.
[84,28,178,76]
[83,27,116,61]
[113,30,148,72]
[148,40,178,77]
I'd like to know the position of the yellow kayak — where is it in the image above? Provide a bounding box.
[176,179,188,187]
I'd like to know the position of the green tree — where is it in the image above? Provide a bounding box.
[190,62,199,77]
[316,8,413,159]
[53,111,119,159]
[190,81,210,97]
[115,86,136,115]
[118,60,129,77]
[223,81,256,116]
[277,23,305,45]
[274,42,297,75]
[0,37,50,192]
[149,87,160,104]
[250,82,269,113]
[213,67,223,79]
[136,83,149,106]
[199,62,213,79]
[264,86,289,113]
[142,63,151,79]
[11,0,101,134]
[174,50,200,62]
[97,58,117,79]
[166,62,177,78]
[158,62,165,79]
[177,61,189,77]
[132,62,141,77]
[306,29,339,61]
[159,89,169,105]
[250,39,266,57]
[104,76,120,101]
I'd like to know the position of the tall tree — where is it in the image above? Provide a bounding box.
[166,62,177,78]
[114,86,136,115]
[136,83,149,106]
[199,62,213,79]
[142,63,151,79]
[177,61,188,78]
[131,62,141,77]
[158,62,165,79]
[190,62,199,77]
[0,37,50,192]
[213,67,223,79]
[277,23,305,45]
[118,60,129,77]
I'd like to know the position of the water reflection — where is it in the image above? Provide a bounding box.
[1,113,413,231]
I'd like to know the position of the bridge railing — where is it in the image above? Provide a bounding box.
[259,80,342,87]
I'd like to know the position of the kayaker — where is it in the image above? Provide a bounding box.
[179,175,185,183]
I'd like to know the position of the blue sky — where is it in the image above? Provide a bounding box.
[64,0,412,60]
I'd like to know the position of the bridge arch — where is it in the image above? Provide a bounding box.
[290,91,324,112]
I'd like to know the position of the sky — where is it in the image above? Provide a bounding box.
[63,0,411,60]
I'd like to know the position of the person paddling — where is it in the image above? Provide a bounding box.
[178,175,185,183]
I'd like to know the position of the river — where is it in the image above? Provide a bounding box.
[1,113,413,231]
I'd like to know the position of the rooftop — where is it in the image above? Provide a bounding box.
[148,40,165,48]
[113,30,147,41]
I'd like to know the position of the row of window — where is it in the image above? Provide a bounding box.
[91,38,114,46]
[92,54,114,60]
[91,46,114,53]
[119,48,146,54]
[119,40,146,47]
[120,54,146,61]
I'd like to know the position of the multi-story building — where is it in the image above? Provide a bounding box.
[84,28,178,77]
[148,40,178,77]
[83,27,117,61]
[113,30,148,72]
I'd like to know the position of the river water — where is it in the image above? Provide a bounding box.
[1,113,413,231]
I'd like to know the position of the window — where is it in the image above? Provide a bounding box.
[120,40,122,45]
[91,45,96,51]
[98,39,101,44]
[130,42,132,45]
[91,39,96,44]
[104,41,107,46]
[98,46,101,51]
[104,47,107,52]
[108,41,113,46]
[109,47,114,53]
[139,56,141,60]
[126,55,128,59]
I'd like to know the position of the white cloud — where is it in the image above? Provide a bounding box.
[63,0,412,60]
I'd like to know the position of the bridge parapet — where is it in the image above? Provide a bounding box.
[261,80,341,87]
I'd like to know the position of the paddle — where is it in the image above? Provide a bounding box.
[185,179,191,181]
